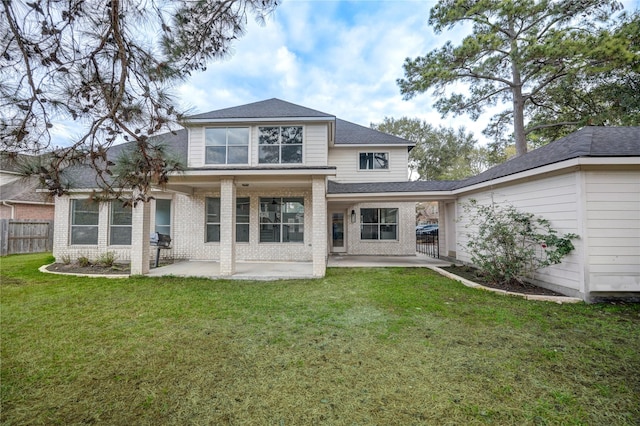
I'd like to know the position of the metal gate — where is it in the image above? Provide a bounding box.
[416,230,439,258]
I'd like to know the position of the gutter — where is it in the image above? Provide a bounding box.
[2,201,15,219]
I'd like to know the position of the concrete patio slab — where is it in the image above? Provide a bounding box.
[146,254,447,280]
[147,260,315,280]
[328,253,451,268]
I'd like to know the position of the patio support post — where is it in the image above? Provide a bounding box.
[130,198,151,275]
[312,175,327,277]
[220,177,236,276]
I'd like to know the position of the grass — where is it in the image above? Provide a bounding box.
[1,253,639,425]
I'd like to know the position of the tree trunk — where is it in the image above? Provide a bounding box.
[510,22,527,157]
[512,86,527,157]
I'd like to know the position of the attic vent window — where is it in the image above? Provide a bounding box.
[258,126,303,164]
[359,152,389,170]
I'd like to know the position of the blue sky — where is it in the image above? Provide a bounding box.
[173,0,639,145]
[176,1,467,132]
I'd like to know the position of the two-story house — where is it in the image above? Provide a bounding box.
[52,98,418,277]
[49,99,640,302]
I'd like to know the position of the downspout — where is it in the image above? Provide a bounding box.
[2,201,15,219]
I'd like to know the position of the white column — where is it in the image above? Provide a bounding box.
[219,178,236,276]
[312,176,327,277]
[130,200,151,275]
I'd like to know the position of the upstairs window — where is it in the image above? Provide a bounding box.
[258,126,303,164]
[359,152,389,170]
[70,199,99,245]
[205,127,249,164]
[361,208,398,240]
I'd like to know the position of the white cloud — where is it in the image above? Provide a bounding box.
[174,0,491,142]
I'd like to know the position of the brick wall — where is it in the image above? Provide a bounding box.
[346,202,416,255]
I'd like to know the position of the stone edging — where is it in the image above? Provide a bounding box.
[39,264,130,279]
[428,266,583,304]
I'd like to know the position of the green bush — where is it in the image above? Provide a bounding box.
[77,255,91,268]
[462,199,578,284]
[96,251,117,268]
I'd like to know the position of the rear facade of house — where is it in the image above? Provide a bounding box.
[51,99,640,302]
[52,99,417,277]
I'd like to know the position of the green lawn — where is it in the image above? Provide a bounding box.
[1,253,639,425]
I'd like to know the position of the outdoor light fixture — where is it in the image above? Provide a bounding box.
[351,209,356,223]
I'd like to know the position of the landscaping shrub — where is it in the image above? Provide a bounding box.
[462,199,578,284]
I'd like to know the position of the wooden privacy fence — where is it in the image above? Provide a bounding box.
[0,220,54,256]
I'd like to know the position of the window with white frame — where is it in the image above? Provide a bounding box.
[258,126,303,164]
[206,197,252,243]
[205,197,221,242]
[155,199,171,236]
[359,152,389,170]
[259,197,304,243]
[205,127,249,164]
[70,199,99,245]
[236,197,250,243]
[110,202,132,245]
[360,208,398,240]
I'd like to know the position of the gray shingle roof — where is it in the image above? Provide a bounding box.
[0,176,53,203]
[456,126,640,189]
[328,180,459,194]
[335,119,413,146]
[186,98,335,120]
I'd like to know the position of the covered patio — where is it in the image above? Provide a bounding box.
[146,253,451,280]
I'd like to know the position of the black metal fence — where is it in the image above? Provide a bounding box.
[416,231,439,258]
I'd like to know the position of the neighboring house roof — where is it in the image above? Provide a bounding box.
[328,180,459,194]
[335,119,413,146]
[0,177,53,204]
[185,98,335,120]
[456,126,640,189]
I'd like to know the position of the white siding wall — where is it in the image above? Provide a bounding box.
[189,123,329,168]
[455,172,584,296]
[305,124,328,166]
[345,202,416,255]
[585,170,640,294]
[188,127,204,168]
[328,147,409,183]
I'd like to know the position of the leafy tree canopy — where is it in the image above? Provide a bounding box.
[398,0,639,157]
[0,0,277,202]
[372,117,487,181]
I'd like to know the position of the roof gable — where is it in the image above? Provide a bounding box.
[185,98,335,121]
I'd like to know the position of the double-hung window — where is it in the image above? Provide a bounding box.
[236,197,250,243]
[206,197,251,243]
[259,197,304,242]
[205,127,249,164]
[110,202,132,245]
[155,199,171,236]
[70,199,99,245]
[360,208,398,240]
[205,197,221,242]
[359,152,389,170]
[258,126,303,164]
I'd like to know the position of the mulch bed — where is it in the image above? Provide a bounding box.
[46,263,131,275]
[441,265,564,296]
